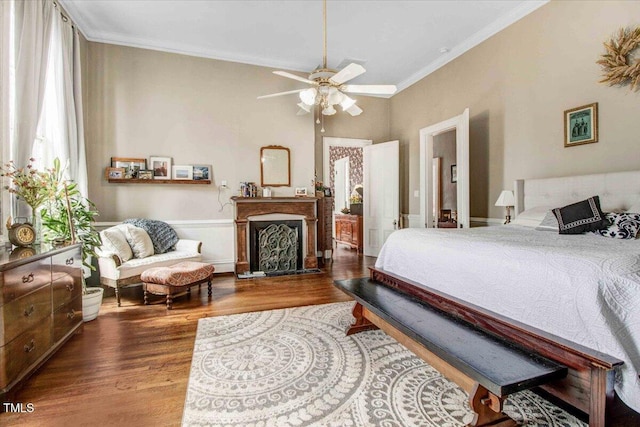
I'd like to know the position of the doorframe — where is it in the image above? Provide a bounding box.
[419,108,470,229]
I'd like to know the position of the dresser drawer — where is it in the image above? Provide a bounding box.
[0,285,52,345]
[51,247,82,283]
[52,274,82,310]
[53,295,82,343]
[1,259,51,306]
[0,316,52,389]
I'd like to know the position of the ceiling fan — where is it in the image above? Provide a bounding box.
[257,0,397,131]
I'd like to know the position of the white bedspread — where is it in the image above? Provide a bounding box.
[375,226,640,412]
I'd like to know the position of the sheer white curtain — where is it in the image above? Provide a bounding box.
[12,0,53,167]
[34,10,88,197]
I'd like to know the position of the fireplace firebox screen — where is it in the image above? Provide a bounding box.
[249,220,303,273]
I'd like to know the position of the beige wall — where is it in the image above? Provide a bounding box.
[391,0,640,218]
[84,43,314,221]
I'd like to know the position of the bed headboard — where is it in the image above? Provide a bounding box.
[514,170,640,215]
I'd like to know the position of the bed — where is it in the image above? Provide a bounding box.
[373,170,640,423]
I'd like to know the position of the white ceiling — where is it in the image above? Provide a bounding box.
[60,0,548,94]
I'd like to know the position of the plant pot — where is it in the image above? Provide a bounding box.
[350,203,363,216]
[82,287,104,322]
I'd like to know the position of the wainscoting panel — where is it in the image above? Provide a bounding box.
[95,220,236,273]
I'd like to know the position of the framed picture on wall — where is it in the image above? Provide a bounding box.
[105,167,125,180]
[172,165,193,180]
[111,157,146,179]
[150,156,171,180]
[451,164,457,183]
[564,103,598,147]
[192,164,211,180]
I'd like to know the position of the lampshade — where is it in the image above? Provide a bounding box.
[340,95,356,111]
[494,190,515,207]
[299,88,317,106]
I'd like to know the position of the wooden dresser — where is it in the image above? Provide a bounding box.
[0,244,83,402]
[335,214,363,253]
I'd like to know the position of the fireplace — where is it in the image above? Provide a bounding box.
[231,197,318,275]
[249,220,303,273]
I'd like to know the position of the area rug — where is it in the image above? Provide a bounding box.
[183,302,585,426]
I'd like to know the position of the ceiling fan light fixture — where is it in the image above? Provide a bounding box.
[340,95,356,111]
[297,102,311,113]
[299,88,317,106]
[327,87,344,105]
[322,105,337,116]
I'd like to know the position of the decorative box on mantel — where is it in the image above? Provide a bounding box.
[231,197,318,275]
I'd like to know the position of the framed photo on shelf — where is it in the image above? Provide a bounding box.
[564,102,598,147]
[324,187,332,197]
[138,170,153,180]
[295,187,308,197]
[192,164,211,180]
[172,165,193,180]
[111,157,146,179]
[149,156,171,180]
[105,167,125,180]
[451,164,457,183]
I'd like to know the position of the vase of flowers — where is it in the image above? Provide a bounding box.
[1,158,56,243]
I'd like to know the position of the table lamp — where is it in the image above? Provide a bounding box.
[495,190,515,224]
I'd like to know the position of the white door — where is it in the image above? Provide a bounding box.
[334,157,350,214]
[363,140,399,257]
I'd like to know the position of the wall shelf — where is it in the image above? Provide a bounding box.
[107,179,211,185]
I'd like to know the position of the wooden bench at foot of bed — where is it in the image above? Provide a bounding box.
[345,268,625,427]
[335,277,569,427]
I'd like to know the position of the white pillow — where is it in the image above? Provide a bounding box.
[100,227,133,262]
[535,210,559,232]
[510,206,552,227]
[123,225,154,258]
[627,201,640,214]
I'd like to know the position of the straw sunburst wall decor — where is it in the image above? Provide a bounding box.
[597,26,640,91]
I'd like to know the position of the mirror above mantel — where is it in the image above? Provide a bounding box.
[260,145,290,187]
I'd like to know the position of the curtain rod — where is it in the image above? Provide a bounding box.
[52,1,74,28]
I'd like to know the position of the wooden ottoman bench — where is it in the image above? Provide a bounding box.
[141,261,215,309]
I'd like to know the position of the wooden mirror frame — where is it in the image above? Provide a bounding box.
[260,145,291,187]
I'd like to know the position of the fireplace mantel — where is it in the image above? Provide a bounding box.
[231,197,318,274]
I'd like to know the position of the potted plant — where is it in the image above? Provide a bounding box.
[0,158,53,241]
[40,159,103,321]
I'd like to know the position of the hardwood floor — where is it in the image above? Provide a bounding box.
[2,247,638,426]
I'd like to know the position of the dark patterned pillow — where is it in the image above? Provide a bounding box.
[552,196,608,235]
[593,212,640,239]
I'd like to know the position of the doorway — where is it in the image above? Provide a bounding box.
[323,137,372,258]
[419,108,470,229]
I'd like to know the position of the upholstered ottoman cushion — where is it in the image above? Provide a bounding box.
[141,261,214,286]
[142,261,215,309]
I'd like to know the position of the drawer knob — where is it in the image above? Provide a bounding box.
[65,258,74,265]
[24,304,35,317]
[66,311,76,320]
[22,273,34,283]
[66,283,75,292]
[24,339,35,353]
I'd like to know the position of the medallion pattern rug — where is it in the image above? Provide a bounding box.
[183,302,585,426]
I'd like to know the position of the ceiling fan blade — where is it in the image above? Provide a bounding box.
[342,84,397,95]
[346,104,363,116]
[330,63,366,85]
[273,71,314,85]
[257,88,306,99]
[296,109,310,116]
